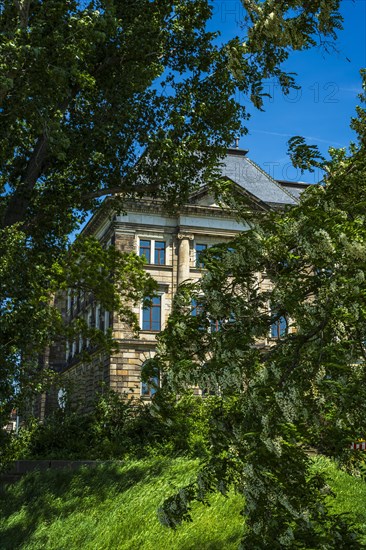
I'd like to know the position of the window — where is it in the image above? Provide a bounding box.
[191,300,224,333]
[141,371,159,397]
[195,243,207,268]
[86,309,92,347]
[142,296,161,331]
[154,241,166,265]
[104,310,110,332]
[191,299,204,317]
[100,307,105,332]
[95,304,100,329]
[210,319,222,332]
[141,378,158,397]
[68,290,75,315]
[141,360,159,398]
[201,386,217,397]
[65,340,70,361]
[139,240,151,263]
[271,315,287,339]
[191,299,206,331]
[139,239,166,265]
[141,361,159,398]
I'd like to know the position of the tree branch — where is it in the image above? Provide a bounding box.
[1,84,79,229]
[1,42,165,230]
[276,312,331,388]
[2,133,48,228]
[79,181,162,203]
[14,0,31,29]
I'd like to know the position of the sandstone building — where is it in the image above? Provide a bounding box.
[43,148,306,413]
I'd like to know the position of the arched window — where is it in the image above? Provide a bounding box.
[271,313,287,339]
[141,361,159,398]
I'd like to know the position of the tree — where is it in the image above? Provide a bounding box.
[0,1,343,445]
[154,74,366,547]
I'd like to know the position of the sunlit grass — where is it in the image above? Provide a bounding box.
[0,458,243,550]
[312,455,366,542]
[1,456,366,549]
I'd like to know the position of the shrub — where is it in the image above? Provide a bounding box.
[13,389,213,461]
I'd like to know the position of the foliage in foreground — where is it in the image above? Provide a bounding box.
[0,0,344,449]
[2,390,212,465]
[153,82,366,547]
[0,456,366,550]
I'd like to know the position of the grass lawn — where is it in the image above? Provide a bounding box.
[0,458,243,550]
[0,456,366,549]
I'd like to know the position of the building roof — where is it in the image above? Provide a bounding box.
[221,149,299,207]
[276,180,310,200]
[81,148,308,238]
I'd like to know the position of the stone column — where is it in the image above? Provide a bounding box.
[177,233,194,285]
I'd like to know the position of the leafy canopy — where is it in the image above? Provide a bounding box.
[155,75,366,548]
[0,1,343,434]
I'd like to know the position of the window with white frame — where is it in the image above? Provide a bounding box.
[91,304,111,334]
[154,241,166,265]
[139,238,166,265]
[142,296,162,331]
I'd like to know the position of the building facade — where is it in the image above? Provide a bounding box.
[43,148,306,412]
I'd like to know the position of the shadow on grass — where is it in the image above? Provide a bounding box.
[0,459,170,550]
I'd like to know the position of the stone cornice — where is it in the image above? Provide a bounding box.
[144,264,173,271]
[129,200,244,218]
[81,199,114,238]
[81,196,252,238]
[113,339,158,348]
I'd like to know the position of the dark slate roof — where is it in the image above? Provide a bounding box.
[276,180,310,200]
[221,149,298,207]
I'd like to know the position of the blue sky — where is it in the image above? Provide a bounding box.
[210,0,366,183]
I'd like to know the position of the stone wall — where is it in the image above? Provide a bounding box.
[109,342,156,399]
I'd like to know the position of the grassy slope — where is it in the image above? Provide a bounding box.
[1,456,366,550]
[0,458,243,550]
